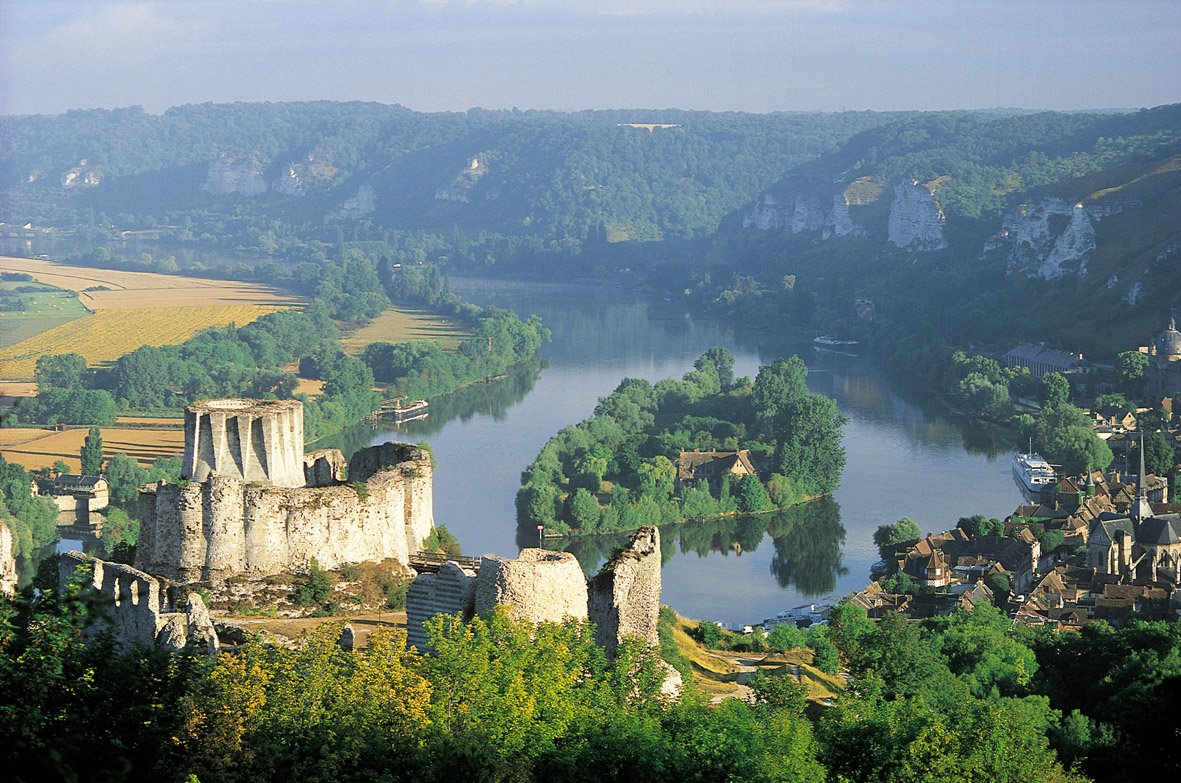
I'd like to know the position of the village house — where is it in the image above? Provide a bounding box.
[894,529,1039,594]
[849,581,911,618]
[676,450,757,490]
[44,474,109,514]
[1088,406,1138,435]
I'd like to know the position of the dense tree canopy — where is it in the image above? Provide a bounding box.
[517,349,845,535]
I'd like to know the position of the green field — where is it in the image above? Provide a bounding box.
[0,282,89,349]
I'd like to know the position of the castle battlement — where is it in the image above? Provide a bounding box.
[183,398,305,488]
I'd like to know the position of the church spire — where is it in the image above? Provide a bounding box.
[1134,433,1153,522]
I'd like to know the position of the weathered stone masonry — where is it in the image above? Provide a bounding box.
[406,527,663,656]
[59,550,219,655]
[136,399,434,583]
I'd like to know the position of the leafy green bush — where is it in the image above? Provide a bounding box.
[296,558,334,606]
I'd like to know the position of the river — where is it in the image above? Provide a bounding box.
[324,278,1024,627]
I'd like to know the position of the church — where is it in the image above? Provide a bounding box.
[1087,442,1181,585]
[1144,316,1181,399]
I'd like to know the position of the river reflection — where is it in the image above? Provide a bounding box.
[556,498,847,601]
[311,360,543,455]
[351,277,1027,626]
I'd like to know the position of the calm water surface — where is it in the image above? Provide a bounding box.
[340,279,1027,625]
[7,244,1021,619]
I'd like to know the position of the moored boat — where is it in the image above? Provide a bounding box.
[1012,446,1055,493]
[390,399,429,421]
[814,335,859,347]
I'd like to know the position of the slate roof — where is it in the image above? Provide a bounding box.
[1137,514,1181,546]
[53,475,105,491]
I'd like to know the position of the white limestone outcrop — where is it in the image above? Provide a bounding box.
[824,194,861,238]
[1125,282,1144,305]
[887,181,947,251]
[61,159,101,188]
[327,184,376,220]
[743,192,866,238]
[991,197,1096,280]
[203,155,268,196]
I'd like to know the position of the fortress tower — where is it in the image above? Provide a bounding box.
[183,399,305,488]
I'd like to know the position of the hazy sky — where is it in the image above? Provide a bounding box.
[1,0,1178,116]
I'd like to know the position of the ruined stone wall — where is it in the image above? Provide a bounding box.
[59,551,218,654]
[183,399,305,488]
[406,562,478,652]
[474,549,589,624]
[304,448,348,487]
[588,526,662,655]
[406,532,663,658]
[137,442,434,583]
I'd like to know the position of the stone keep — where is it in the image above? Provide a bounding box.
[183,399,305,488]
[138,398,434,583]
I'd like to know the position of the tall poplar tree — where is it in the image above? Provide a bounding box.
[80,426,104,475]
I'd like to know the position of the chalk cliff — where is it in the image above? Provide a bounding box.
[327,184,376,220]
[203,155,268,196]
[887,181,947,251]
[742,192,866,239]
[61,159,101,188]
[989,197,1097,279]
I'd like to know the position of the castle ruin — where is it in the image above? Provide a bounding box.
[135,399,434,583]
[405,527,663,656]
[59,550,219,655]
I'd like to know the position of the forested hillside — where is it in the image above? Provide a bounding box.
[4,102,1179,354]
[0,103,901,248]
[700,105,1181,355]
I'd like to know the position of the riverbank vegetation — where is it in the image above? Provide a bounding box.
[11,251,547,444]
[516,349,845,536]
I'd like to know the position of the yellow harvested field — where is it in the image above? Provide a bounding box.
[341,306,467,353]
[0,304,283,379]
[0,256,299,310]
[0,426,184,472]
[0,381,37,397]
[293,377,326,398]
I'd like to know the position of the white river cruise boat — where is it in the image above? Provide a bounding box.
[1012,446,1056,494]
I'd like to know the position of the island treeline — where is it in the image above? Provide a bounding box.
[516,350,845,536]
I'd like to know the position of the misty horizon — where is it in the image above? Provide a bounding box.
[2,1,1178,117]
